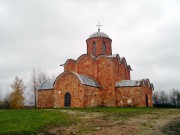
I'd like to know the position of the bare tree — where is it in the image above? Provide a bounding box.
[169,89,178,107]
[2,94,11,109]
[177,90,180,108]
[30,69,38,108]
[169,89,180,108]
[153,91,159,106]
[30,69,49,108]
[153,89,180,108]
[159,90,168,106]
[9,76,26,109]
[37,69,49,87]
[153,90,168,107]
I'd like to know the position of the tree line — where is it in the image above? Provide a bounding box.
[0,69,52,109]
[153,89,180,108]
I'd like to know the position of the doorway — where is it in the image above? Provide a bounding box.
[64,92,71,107]
[145,94,149,107]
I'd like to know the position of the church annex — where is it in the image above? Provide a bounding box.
[37,27,154,108]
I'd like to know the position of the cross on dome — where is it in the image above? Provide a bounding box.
[96,22,103,32]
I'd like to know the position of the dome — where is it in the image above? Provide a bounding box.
[89,31,110,39]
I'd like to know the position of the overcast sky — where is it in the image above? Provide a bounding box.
[0,0,180,98]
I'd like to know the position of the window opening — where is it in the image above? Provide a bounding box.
[64,92,71,107]
[102,42,106,54]
[93,42,96,56]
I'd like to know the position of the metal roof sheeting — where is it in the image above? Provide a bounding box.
[89,31,109,38]
[39,79,54,90]
[115,80,141,87]
[73,72,100,88]
[39,72,100,90]
[107,54,117,58]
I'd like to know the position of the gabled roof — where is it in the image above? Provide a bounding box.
[115,79,154,89]
[107,54,117,58]
[115,80,141,87]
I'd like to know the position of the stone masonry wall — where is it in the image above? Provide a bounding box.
[64,54,131,83]
[84,86,99,107]
[37,89,54,108]
[54,72,84,108]
[77,55,95,78]
[96,56,116,106]
[64,59,76,72]
[86,37,112,57]
[115,86,153,107]
[63,54,132,107]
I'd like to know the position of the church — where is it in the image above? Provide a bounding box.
[37,26,154,108]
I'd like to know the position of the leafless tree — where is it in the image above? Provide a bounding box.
[29,69,49,108]
[2,94,11,109]
[30,69,38,108]
[159,90,168,105]
[153,89,180,108]
[169,89,178,106]
[177,90,180,108]
[153,91,159,106]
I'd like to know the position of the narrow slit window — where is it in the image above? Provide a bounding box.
[102,42,106,54]
[93,42,96,56]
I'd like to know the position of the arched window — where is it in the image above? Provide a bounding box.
[64,92,71,107]
[102,42,106,54]
[93,41,96,56]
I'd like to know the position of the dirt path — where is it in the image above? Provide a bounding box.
[41,109,180,135]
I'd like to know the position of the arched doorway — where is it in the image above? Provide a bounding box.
[64,92,71,107]
[145,94,149,107]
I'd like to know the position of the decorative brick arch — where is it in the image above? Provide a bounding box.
[76,54,95,78]
[64,59,76,72]
[53,71,84,108]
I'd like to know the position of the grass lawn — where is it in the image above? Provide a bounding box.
[0,107,180,135]
[70,107,180,115]
[162,116,180,135]
[68,107,180,134]
[0,109,73,135]
[68,107,162,118]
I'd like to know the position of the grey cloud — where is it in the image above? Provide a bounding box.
[0,0,180,98]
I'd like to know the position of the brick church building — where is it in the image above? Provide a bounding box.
[37,27,154,108]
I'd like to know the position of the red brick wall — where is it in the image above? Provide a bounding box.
[117,58,130,81]
[37,89,54,108]
[54,72,85,108]
[115,86,153,107]
[63,54,133,107]
[96,56,116,106]
[84,86,99,107]
[77,55,95,78]
[106,56,131,83]
[140,86,153,107]
[54,72,100,108]
[64,54,131,82]
[86,37,112,57]
[64,59,76,72]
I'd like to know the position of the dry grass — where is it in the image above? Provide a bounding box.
[0,108,180,135]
